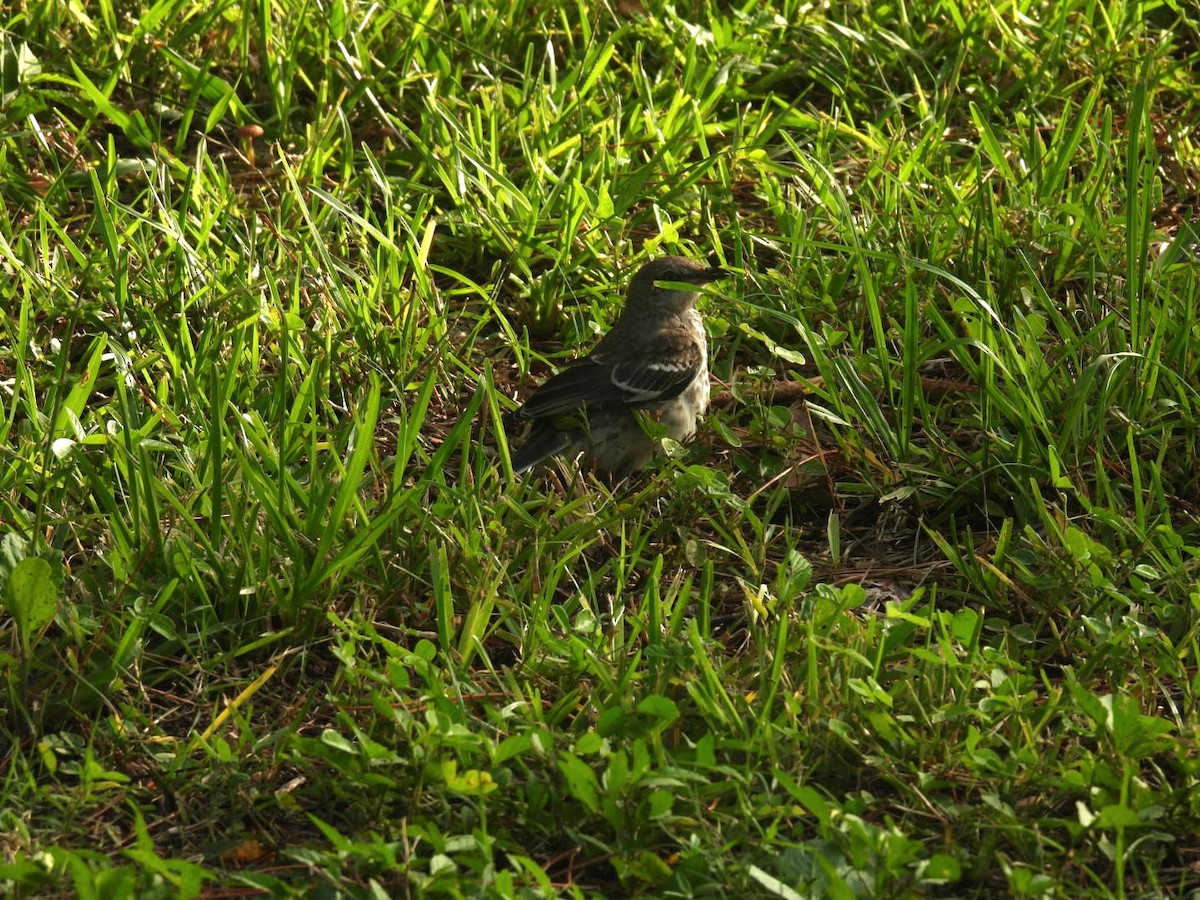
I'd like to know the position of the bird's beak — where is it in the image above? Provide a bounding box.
[696,266,728,283]
[659,268,729,290]
[656,267,730,293]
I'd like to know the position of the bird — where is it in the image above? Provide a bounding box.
[508,255,727,478]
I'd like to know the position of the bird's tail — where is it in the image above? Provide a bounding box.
[509,423,575,475]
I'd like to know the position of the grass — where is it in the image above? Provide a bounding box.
[2,0,1200,896]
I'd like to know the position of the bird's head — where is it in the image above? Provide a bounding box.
[627,255,727,314]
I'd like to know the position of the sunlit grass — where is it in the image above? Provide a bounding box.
[2,0,1199,895]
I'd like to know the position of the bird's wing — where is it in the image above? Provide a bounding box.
[518,336,703,419]
[515,358,624,418]
[607,352,702,404]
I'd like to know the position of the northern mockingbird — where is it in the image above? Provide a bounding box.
[509,255,727,477]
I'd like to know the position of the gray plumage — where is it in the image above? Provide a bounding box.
[510,255,726,477]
